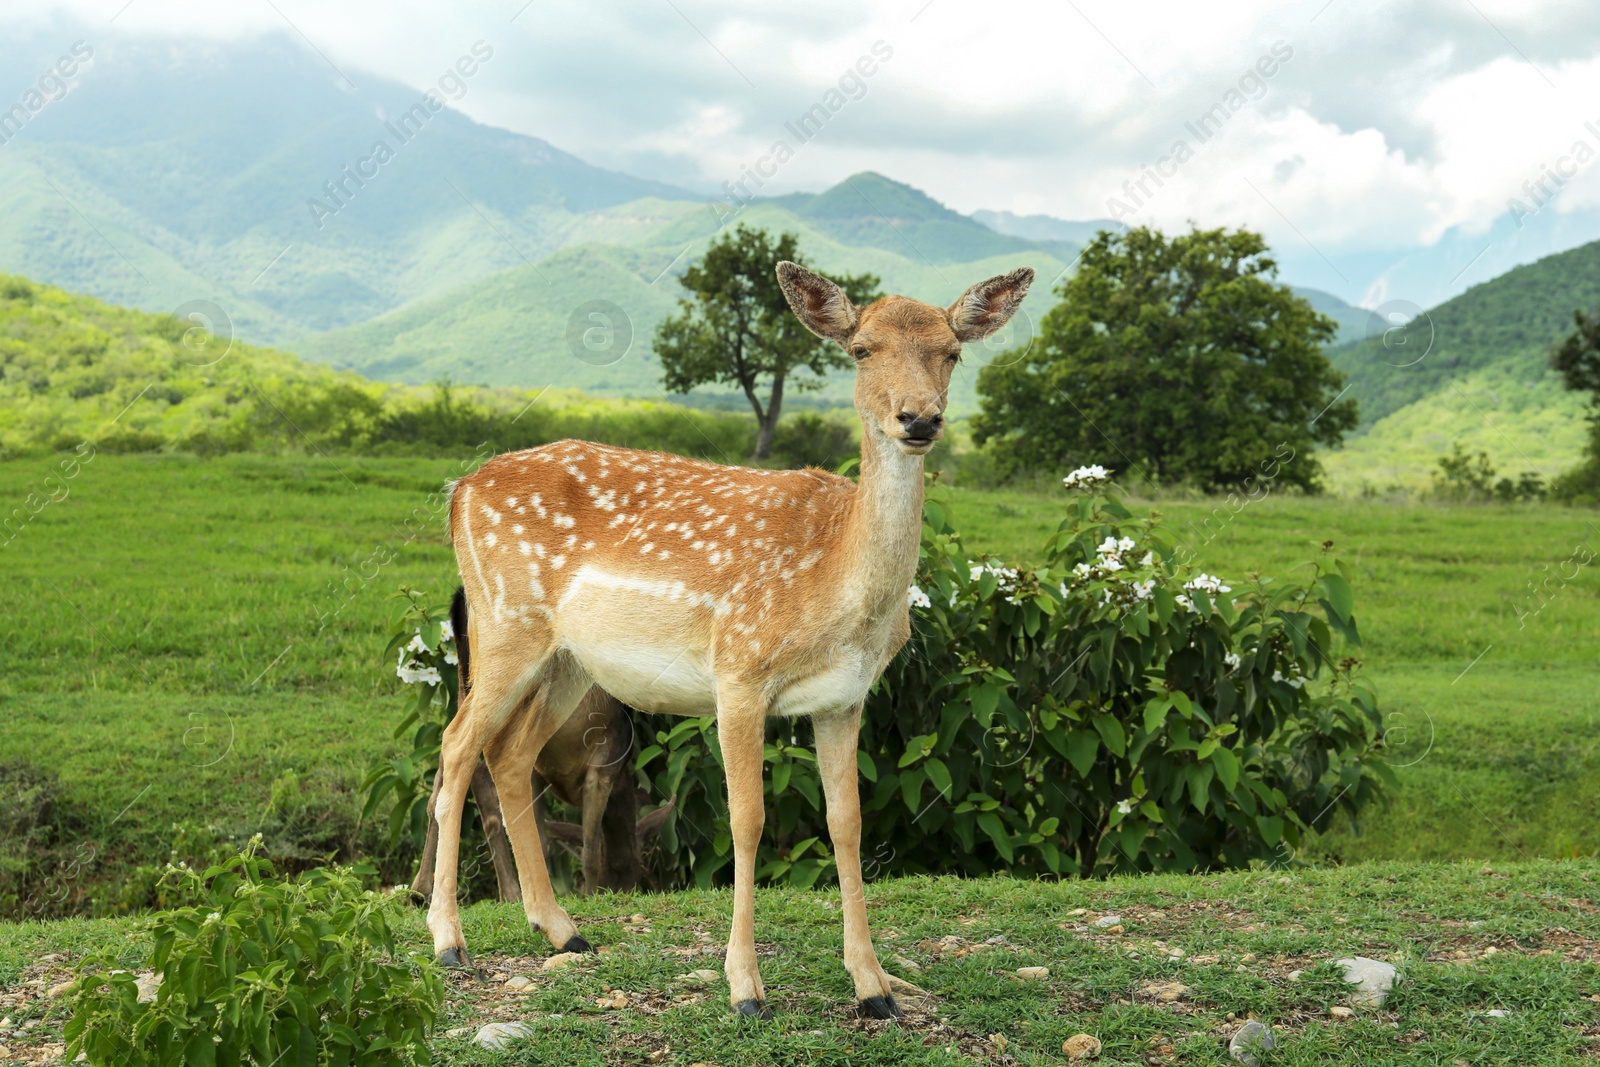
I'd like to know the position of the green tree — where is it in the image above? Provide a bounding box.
[972,226,1358,492]
[654,226,880,460]
[1550,304,1600,503]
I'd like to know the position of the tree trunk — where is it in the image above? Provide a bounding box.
[752,373,786,461]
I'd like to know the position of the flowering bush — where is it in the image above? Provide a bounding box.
[66,841,443,1066]
[631,469,1390,884]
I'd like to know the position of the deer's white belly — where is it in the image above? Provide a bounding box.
[570,640,719,716]
[769,647,879,718]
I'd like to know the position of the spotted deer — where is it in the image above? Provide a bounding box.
[429,262,1034,1019]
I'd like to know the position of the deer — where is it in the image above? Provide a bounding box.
[428,261,1034,1020]
[409,587,672,900]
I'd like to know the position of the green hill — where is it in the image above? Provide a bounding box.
[1318,239,1600,490]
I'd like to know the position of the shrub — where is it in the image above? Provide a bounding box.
[633,469,1391,884]
[66,842,444,1066]
[366,473,1391,889]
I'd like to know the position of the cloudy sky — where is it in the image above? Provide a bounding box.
[10,0,1600,285]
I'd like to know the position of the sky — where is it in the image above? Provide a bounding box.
[8,0,1600,292]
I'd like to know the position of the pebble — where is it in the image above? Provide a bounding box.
[542,952,585,972]
[473,1021,534,1050]
[1335,957,1397,1006]
[677,969,720,985]
[135,974,161,1003]
[1016,967,1050,980]
[1141,981,1189,1003]
[892,954,921,973]
[1092,915,1124,929]
[502,975,533,991]
[1485,1008,1512,1019]
[1063,1033,1102,1060]
[1330,1006,1354,1018]
[1229,1020,1277,1067]
[48,980,75,998]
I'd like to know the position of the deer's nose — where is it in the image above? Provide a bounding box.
[897,411,943,438]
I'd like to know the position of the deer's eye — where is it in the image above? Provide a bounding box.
[851,345,870,361]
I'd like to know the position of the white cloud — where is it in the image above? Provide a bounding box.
[7,0,1600,260]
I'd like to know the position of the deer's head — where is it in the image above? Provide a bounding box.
[777,262,1034,456]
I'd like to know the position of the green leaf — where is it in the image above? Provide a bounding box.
[1092,715,1127,757]
[856,750,878,782]
[1065,729,1099,777]
[1318,573,1355,621]
[1211,745,1240,792]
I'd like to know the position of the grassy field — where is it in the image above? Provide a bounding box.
[2,453,1598,909]
[4,863,1599,1064]
[2,451,1599,1063]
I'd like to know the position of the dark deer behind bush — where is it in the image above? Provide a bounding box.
[410,588,670,899]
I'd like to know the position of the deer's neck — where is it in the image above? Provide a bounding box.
[839,429,924,615]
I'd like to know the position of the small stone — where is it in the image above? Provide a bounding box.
[988,1033,1008,1052]
[542,952,584,972]
[1068,907,1089,917]
[135,974,161,1003]
[1141,981,1188,1003]
[39,954,65,964]
[1239,953,1258,963]
[1063,1033,1102,1060]
[443,1027,471,1038]
[677,969,719,985]
[1287,969,1304,981]
[1482,946,1499,956]
[1330,1006,1354,1018]
[48,980,75,998]
[1485,1008,1511,1019]
[595,992,628,1010]
[1229,1019,1277,1067]
[502,975,533,991]
[892,954,921,973]
[1093,915,1124,929]
[886,973,928,999]
[628,913,648,923]
[473,1021,534,1050]
[1016,966,1050,980]
[1225,1012,1237,1022]
[1335,956,1397,1007]
[1106,924,1125,934]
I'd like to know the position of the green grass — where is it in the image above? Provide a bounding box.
[3,863,1599,1064]
[4,453,1600,1062]
[3,454,1598,911]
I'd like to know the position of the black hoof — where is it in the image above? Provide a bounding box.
[859,994,903,1020]
[562,935,594,954]
[436,946,472,970]
[735,998,773,1020]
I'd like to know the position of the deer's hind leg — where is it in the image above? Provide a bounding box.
[484,650,596,953]
[427,640,548,967]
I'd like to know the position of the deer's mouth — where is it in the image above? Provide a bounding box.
[896,434,937,454]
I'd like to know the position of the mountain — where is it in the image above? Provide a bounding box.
[0,28,693,344]
[1317,239,1600,490]
[972,209,1119,247]
[767,172,1042,263]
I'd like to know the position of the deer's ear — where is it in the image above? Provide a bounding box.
[947,267,1035,343]
[776,261,857,345]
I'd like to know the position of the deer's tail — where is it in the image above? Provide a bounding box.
[450,585,471,696]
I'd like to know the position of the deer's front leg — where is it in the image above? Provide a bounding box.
[814,704,900,1019]
[717,688,772,1019]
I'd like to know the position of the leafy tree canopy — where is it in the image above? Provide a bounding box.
[654,226,879,459]
[972,226,1357,492]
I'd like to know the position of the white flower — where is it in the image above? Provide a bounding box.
[439,618,454,641]
[907,584,932,609]
[1063,464,1111,489]
[1184,573,1232,595]
[1224,652,1242,670]
[1103,558,1124,572]
[1117,536,1136,553]
[1272,668,1306,690]
[1096,536,1121,557]
[1115,799,1135,815]
[406,632,429,654]
[443,650,459,665]
[1073,562,1094,578]
[1174,593,1195,612]
[1131,579,1155,601]
[1139,552,1155,566]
